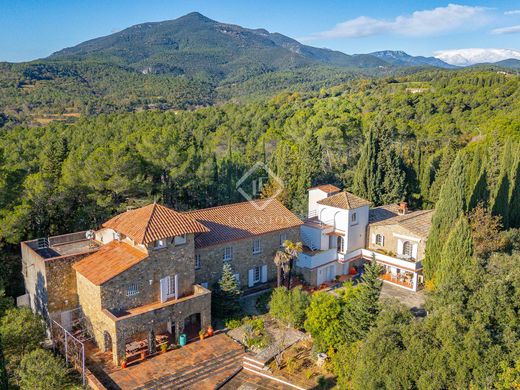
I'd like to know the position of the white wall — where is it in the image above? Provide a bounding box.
[308,189,328,217]
[95,228,115,244]
[346,205,369,252]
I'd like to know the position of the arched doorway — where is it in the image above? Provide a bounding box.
[403,241,412,256]
[103,331,112,352]
[183,313,201,341]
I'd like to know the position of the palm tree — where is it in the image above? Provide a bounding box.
[273,240,303,288]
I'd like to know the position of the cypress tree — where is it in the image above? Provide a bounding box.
[353,126,378,202]
[212,262,241,318]
[424,153,468,281]
[509,150,520,228]
[491,172,510,229]
[436,215,473,288]
[468,168,489,210]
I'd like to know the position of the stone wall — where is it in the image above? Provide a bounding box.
[100,234,196,312]
[367,224,426,259]
[194,227,299,289]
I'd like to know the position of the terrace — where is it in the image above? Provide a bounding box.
[22,231,101,260]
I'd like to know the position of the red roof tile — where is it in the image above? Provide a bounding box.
[185,199,302,248]
[103,203,209,245]
[73,241,148,285]
[317,191,370,210]
[308,184,341,194]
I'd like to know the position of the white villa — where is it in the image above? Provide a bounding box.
[295,185,433,291]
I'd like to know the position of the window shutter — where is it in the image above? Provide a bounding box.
[248,269,254,287]
[397,240,403,255]
[174,274,179,299]
[371,234,376,244]
[412,244,418,259]
[261,265,268,283]
[381,235,385,246]
[160,277,167,302]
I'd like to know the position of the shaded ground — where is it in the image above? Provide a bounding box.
[221,369,295,390]
[91,333,244,389]
[379,283,425,309]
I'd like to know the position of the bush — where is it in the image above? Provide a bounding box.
[245,317,264,332]
[18,349,73,390]
[269,286,309,329]
[224,318,242,330]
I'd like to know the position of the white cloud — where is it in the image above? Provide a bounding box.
[492,25,520,34]
[505,10,520,15]
[434,48,520,66]
[301,4,490,41]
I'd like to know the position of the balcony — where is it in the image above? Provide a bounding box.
[297,248,338,269]
[342,249,422,271]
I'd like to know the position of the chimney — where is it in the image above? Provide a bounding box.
[398,202,408,215]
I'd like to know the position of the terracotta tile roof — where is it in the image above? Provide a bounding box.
[185,199,303,248]
[317,191,370,210]
[103,203,209,245]
[369,204,434,238]
[308,184,341,194]
[73,241,148,285]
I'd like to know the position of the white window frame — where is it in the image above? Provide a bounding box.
[253,266,261,283]
[173,234,187,246]
[166,276,176,298]
[279,232,288,247]
[126,283,139,297]
[223,247,233,262]
[375,234,384,246]
[153,239,167,250]
[195,254,201,270]
[403,241,413,256]
[253,239,262,254]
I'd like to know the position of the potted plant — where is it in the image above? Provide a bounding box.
[140,350,147,360]
[199,329,205,341]
[160,343,168,353]
[207,325,214,337]
[120,356,127,369]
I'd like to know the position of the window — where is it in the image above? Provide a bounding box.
[195,254,201,270]
[223,247,233,262]
[279,232,288,247]
[126,283,139,297]
[253,266,261,283]
[167,276,176,297]
[153,239,166,249]
[234,273,240,283]
[201,282,209,289]
[403,241,412,256]
[173,234,187,246]
[375,234,384,246]
[253,239,262,254]
[350,212,357,225]
[337,236,345,253]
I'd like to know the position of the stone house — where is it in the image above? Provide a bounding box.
[20,199,302,364]
[297,185,433,291]
[185,199,302,290]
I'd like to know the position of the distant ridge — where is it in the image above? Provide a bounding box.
[370,50,454,69]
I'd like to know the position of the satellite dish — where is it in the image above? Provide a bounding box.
[85,230,95,240]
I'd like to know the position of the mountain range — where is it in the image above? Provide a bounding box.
[1,12,519,127]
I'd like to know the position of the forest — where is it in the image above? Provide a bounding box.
[1,68,520,388]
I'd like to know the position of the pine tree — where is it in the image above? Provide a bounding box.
[343,260,383,343]
[424,153,468,281]
[436,215,473,288]
[212,262,241,319]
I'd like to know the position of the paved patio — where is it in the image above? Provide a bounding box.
[91,333,244,389]
[221,369,295,390]
[379,282,425,309]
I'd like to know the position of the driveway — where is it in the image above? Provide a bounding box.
[379,282,425,309]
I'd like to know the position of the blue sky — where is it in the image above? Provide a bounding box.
[1,0,519,62]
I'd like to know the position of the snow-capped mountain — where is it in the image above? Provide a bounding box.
[434,48,520,66]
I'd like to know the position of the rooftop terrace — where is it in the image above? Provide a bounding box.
[23,231,101,260]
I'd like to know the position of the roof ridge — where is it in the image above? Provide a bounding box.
[184,198,278,214]
[142,203,158,243]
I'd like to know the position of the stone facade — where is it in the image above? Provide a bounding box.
[20,240,95,323]
[194,227,299,289]
[75,233,212,364]
[367,224,426,260]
